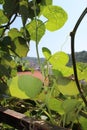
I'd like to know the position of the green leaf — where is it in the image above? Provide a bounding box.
[0,9,8,25]
[42,47,51,60]
[3,0,19,18]
[79,116,87,130]
[1,54,16,68]
[28,1,40,19]
[45,96,64,115]
[1,36,13,52]
[49,51,73,76]
[57,76,79,95]
[62,99,81,113]
[19,0,29,25]
[77,62,87,72]
[62,99,82,124]
[26,19,46,43]
[49,51,69,66]
[78,70,87,81]
[41,0,52,5]
[0,81,9,95]
[0,0,4,4]
[8,75,42,99]
[42,5,68,31]
[8,28,23,40]
[0,64,10,77]
[0,28,4,36]
[20,27,30,42]
[13,37,29,57]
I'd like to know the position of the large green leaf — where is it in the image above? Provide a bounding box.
[0,9,8,25]
[1,54,16,68]
[13,37,29,57]
[42,5,68,31]
[62,99,81,113]
[49,52,73,76]
[26,19,46,43]
[79,117,87,130]
[19,0,29,25]
[62,99,82,124]
[3,0,19,17]
[49,51,69,66]
[57,76,79,95]
[8,28,22,40]
[8,75,42,99]
[45,96,64,115]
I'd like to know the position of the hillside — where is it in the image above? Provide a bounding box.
[68,51,87,66]
[23,51,87,68]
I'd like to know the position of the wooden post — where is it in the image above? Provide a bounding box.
[0,107,70,130]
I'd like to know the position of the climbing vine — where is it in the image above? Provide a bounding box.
[0,0,87,130]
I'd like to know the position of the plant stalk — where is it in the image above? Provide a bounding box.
[70,8,87,107]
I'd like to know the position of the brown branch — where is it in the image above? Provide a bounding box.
[70,8,87,107]
[0,107,70,130]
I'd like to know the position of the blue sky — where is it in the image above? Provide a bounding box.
[11,0,87,57]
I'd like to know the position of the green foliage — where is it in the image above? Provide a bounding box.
[26,19,46,43]
[79,116,87,130]
[19,0,29,25]
[0,0,87,130]
[41,0,52,5]
[45,96,64,115]
[42,5,68,31]
[8,75,42,99]
[57,76,79,95]
[62,99,82,125]
[42,47,51,60]
[0,9,8,25]
[43,51,73,77]
[3,0,19,18]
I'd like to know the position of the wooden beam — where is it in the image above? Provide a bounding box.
[0,107,69,130]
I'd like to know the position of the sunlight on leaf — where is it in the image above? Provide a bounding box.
[0,9,8,25]
[13,37,29,57]
[26,19,46,43]
[45,96,64,115]
[49,51,73,76]
[8,28,22,40]
[42,5,68,31]
[8,76,29,99]
[49,51,69,66]
[57,76,79,95]
[8,75,42,99]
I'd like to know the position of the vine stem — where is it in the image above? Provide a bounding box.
[70,8,87,107]
[33,0,41,67]
[0,13,17,29]
[0,13,17,38]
